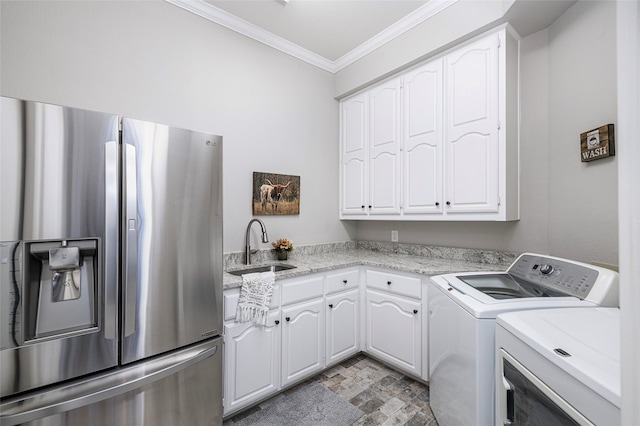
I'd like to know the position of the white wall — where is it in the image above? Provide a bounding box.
[0,0,355,254]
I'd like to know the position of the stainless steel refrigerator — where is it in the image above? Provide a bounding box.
[0,97,223,425]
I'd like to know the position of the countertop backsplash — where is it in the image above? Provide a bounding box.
[224,241,357,269]
[223,240,519,289]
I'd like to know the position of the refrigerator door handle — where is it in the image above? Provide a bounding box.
[0,342,219,426]
[104,140,119,339]
[123,143,138,337]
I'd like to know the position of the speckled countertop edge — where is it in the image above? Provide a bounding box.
[224,243,519,290]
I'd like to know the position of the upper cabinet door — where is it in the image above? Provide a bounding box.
[340,93,368,216]
[444,34,500,214]
[369,78,401,215]
[402,59,444,214]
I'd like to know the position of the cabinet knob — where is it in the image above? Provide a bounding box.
[435,202,440,206]
[329,304,333,308]
[285,317,291,322]
[368,205,372,209]
[343,279,348,284]
[387,281,392,285]
[446,201,451,205]
[361,205,365,209]
[413,310,418,314]
[274,320,280,325]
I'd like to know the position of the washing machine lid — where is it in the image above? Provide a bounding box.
[450,253,618,306]
[457,273,572,299]
[497,307,621,409]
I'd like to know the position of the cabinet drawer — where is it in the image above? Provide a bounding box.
[281,275,324,306]
[224,285,280,321]
[366,270,421,299]
[326,269,359,295]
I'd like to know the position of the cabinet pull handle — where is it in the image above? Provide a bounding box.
[274,320,280,325]
[343,279,348,284]
[329,304,333,308]
[413,310,418,314]
[387,281,392,285]
[435,202,440,206]
[446,201,451,206]
[285,317,291,322]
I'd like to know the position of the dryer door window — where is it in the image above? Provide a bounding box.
[498,351,593,426]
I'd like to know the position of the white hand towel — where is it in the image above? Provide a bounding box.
[235,271,276,326]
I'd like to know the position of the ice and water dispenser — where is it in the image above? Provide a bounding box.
[2,239,99,348]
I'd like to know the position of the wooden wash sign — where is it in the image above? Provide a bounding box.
[580,124,615,162]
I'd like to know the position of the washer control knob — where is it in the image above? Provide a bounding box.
[540,264,554,275]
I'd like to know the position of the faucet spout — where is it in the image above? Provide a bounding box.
[245,218,269,265]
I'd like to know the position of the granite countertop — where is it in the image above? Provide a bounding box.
[223,243,518,290]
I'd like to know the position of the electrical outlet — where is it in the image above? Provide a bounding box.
[391,230,398,242]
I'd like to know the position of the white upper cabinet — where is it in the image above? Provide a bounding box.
[402,59,443,215]
[369,78,402,215]
[445,33,499,214]
[340,92,368,216]
[339,25,520,221]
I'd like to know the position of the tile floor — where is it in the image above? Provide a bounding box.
[225,353,439,425]
[319,354,438,426]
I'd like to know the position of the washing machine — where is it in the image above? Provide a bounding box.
[428,253,618,426]
[495,307,620,425]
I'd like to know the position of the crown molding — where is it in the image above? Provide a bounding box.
[333,0,458,72]
[165,0,458,74]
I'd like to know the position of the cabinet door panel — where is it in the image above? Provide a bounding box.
[224,312,280,415]
[369,79,401,214]
[445,35,499,214]
[342,158,366,213]
[326,290,359,365]
[370,151,399,211]
[343,95,367,154]
[448,134,494,206]
[281,299,324,386]
[366,290,421,376]
[341,93,368,216]
[403,60,443,214]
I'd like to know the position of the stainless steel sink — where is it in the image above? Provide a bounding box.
[227,264,296,276]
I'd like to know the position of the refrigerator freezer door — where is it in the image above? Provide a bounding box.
[0,337,223,426]
[0,97,119,397]
[121,118,223,364]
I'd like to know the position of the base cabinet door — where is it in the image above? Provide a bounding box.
[223,311,281,416]
[281,298,324,387]
[326,289,359,366]
[366,290,422,376]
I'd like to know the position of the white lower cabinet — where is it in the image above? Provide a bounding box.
[223,310,281,415]
[326,289,359,366]
[366,289,422,377]
[281,298,324,387]
[223,266,427,418]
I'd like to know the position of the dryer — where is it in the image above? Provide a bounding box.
[495,307,620,425]
[428,253,618,426]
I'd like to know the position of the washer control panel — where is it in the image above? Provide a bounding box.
[508,254,604,299]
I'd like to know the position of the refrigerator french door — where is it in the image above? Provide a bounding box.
[0,97,223,425]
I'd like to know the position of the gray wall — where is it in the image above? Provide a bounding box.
[347,0,618,265]
[547,0,618,263]
[0,1,618,264]
[0,0,355,254]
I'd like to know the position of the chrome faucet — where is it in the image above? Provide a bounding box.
[245,218,269,265]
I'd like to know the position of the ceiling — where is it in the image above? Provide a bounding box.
[205,0,429,62]
[166,0,577,73]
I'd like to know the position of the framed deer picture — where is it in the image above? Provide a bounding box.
[252,172,300,215]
